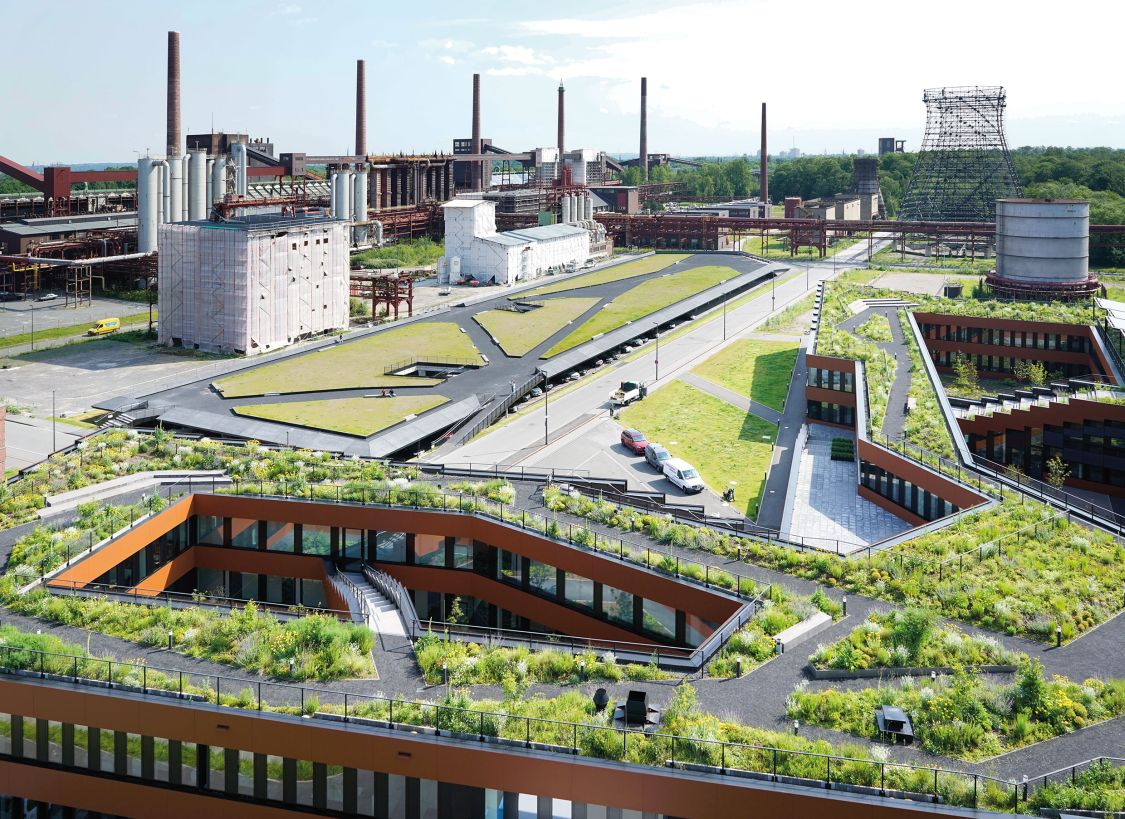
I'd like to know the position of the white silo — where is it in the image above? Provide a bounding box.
[137,157,162,252]
[231,142,248,195]
[168,156,183,222]
[333,171,353,220]
[211,155,227,204]
[353,166,368,220]
[188,150,208,220]
[995,199,1090,284]
[584,192,593,221]
[561,195,571,224]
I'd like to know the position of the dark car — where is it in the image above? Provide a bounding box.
[0,292,25,302]
[644,443,671,470]
[619,428,648,455]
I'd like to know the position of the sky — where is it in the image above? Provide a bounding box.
[2,0,1122,164]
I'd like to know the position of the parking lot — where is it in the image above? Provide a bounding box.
[0,295,151,344]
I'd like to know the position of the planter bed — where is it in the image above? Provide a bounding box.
[807,664,1018,681]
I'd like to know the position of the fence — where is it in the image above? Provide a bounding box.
[456,372,545,443]
[0,642,1033,812]
[381,355,483,375]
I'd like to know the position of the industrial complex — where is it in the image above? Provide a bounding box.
[2,13,1125,819]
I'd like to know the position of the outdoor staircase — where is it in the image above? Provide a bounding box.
[344,572,407,638]
[951,379,1124,421]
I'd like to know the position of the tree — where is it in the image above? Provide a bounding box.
[1013,360,1047,387]
[951,352,978,395]
[1045,454,1070,489]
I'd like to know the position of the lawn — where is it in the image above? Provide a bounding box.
[544,264,740,358]
[618,380,776,518]
[233,395,448,437]
[473,297,599,357]
[0,311,154,350]
[514,253,688,299]
[691,339,798,411]
[214,322,480,397]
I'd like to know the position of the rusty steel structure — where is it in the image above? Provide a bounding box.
[595,213,1125,256]
[350,272,415,320]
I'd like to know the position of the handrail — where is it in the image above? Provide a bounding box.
[0,642,1031,812]
[326,563,371,624]
[382,355,482,375]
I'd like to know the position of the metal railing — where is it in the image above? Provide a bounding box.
[44,577,360,622]
[381,355,482,375]
[457,372,545,443]
[0,643,1031,812]
[325,563,371,625]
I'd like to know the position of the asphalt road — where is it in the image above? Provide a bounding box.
[3,415,85,472]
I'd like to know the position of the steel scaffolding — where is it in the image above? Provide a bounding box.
[899,86,1022,223]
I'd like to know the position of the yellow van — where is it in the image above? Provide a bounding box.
[87,317,121,336]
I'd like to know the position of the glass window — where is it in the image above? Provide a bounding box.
[565,571,594,610]
[603,585,634,628]
[451,538,473,569]
[301,579,328,609]
[342,529,364,560]
[375,531,406,563]
[684,614,713,647]
[643,599,676,640]
[528,560,556,596]
[197,515,224,546]
[497,549,521,583]
[414,534,445,567]
[231,518,258,550]
[302,525,332,556]
[265,521,295,553]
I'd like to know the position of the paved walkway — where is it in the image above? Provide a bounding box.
[678,372,782,425]
[839,306,912,438]
[783,424,909,550]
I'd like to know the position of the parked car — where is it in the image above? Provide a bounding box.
[644,443,671,471]
[663,458,704,493]
[87,317,121,336]
[529,387,543,397]
[37,292,59,302]
[0,292,25,302]
[619,428,648,455]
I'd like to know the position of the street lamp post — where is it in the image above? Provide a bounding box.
[655,331,660,381]
[52,390,56,453]
[543,381,549,446]
[722,295,727,341]
[771,275,776,312]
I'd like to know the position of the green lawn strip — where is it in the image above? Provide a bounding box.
[215,322,480,397]
[473,297,599,357]
[545,265,740,358]
[809,608,1020,672]
[618,381,776,518]
[854,313,892,343]
[234,395,448,437]
[789,661,1125,761]
[691,339,798,411]
[513,254,688,300]
[0,311,155,350]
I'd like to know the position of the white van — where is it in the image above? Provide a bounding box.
[663,458,704,494]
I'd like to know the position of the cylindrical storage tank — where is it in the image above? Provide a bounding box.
[353,167,368,221]
[231,142,248,195]
[137,158,161,253]
[995,199,1089,283]
[561,195,571,224]
[584,193,593,221]
[206,158,213,208]
[211,156,227,204]
[333,172,353,220]
[188,150,208,220]
[181,155,190,219]
[852,156,880,195]
[168,157,183,223]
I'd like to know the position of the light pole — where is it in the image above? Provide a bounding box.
[543,381,549,446]
[52,390,56,452]
[722,293,727,341]
[30,307,35,351]
[655,330,660,381]
[771,275,776,312]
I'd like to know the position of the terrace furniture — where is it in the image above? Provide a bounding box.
[874,705,914,745]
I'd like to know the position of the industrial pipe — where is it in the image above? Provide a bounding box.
[760,102,768,205]
[138,157,166,252]
[188,150,207,220]
[231,142,248,195]
[0,252,156,267]
[166,32,181,160]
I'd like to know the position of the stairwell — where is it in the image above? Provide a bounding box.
[343,572,408,639]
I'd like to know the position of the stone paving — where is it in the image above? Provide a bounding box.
[782,423,909,550]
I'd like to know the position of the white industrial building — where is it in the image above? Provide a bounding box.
[442,198,608,286]
[157,212,350,355]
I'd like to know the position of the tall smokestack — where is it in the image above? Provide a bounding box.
[759,102,768,207]
[639,77,648,183]
[471,73,482,190]
[355,59,367,156]
[557,81,565,159]
[166,31,181,159]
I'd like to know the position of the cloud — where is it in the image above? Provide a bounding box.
[369,38,397,49]
[479,45,553,66]
[274,3,302,15]
[439,55,456,65]
[485,66,543,77]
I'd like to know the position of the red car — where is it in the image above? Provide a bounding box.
[620,428,648,455]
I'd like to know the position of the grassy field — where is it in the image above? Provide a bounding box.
[473,297,599,357]
[351,238,443,270]
[233,395,448,437]
[619,381,776,518]
[514,254,688,299]
[544,264,739,358]
[0,311,154,350]
[691,339,798,411]
[215,323,480,397]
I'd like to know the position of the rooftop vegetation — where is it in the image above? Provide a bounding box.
[232,394,449,438]
[214,321,481,397]
[809,608,1020,672]
[473,297,599,357]
[541,487,1125,644]
[855,313,892,343]
[514,253,687,299]
[788,660,1125,761]
[544,264,741,357]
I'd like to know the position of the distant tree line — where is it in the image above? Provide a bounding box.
[0,166,136,195]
